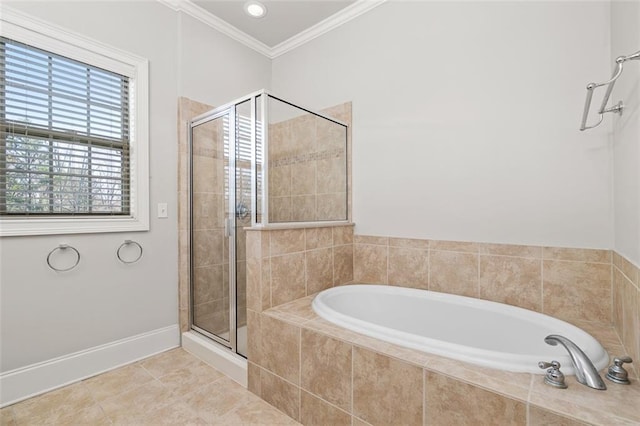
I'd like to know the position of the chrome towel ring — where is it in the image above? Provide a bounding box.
[46,244,80,272]
[117,240,143,264]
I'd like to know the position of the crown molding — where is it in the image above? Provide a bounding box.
[157,0,272,57]
[270,0,386,58]
[157,0,386,59]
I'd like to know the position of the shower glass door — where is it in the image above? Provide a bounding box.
[190,107,234,348]
[190,100,252,356]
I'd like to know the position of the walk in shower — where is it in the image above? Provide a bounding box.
[188,90,348,360]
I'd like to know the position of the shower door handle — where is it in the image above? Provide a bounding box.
[224,218,234,237]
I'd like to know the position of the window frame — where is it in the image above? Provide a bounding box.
[0,7,149,236]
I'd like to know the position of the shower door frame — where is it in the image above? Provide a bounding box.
[188,104,240,352]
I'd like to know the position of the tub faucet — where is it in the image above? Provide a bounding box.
[544,334,606,390]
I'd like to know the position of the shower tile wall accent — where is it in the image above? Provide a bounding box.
[268,103,351,222]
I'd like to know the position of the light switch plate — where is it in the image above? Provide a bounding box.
[157,203,168,218]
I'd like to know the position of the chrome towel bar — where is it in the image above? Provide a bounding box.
[580,49,640,131]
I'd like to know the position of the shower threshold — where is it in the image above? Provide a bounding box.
[182,330,247,387]
[217,326,247,356]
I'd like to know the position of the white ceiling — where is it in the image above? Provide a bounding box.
[192,0,357,48]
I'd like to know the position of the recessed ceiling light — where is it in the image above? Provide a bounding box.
[244,1,267,18]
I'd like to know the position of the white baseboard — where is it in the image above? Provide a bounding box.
[182,331,247,387]
[0,325,180,407]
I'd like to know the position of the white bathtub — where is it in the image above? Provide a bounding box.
[312,285,609,374]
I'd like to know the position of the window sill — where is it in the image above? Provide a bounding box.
[0,216,149,237]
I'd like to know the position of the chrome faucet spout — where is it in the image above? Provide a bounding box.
[544,334,606,390]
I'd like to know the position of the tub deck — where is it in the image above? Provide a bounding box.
[252,294,640,426]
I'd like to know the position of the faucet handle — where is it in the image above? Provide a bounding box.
[538,360,568,389]
[606,356,633,385]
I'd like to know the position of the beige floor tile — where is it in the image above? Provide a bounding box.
[180,377,259,422]
[156,360,224,397]
[139,348,202,378]
[99,379,179,423]
[11,382,100,425]
[83,363,155,402]
[7,349,299,426]
[211,398,300,425]
[43,404,111,426]
[0,408,16,426]
[135,401,208,425]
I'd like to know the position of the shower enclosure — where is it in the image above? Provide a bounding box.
[188,90,348,357]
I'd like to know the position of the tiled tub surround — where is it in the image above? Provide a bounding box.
[613,252,640,379]
[250,296,639,426]
[244,225,354,314]
[350,236,639,380]
[247,233,640,425]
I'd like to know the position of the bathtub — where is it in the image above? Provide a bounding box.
[312,285,609,374]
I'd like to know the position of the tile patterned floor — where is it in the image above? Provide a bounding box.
[0,349,299,425]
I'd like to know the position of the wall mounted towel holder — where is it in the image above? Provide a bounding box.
[580,49,640,131]
[47,244,80,272]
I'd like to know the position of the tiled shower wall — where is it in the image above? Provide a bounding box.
[178,98,351,333]
[190,113,230,335]
[178,97,214,333]
[178,97,251,333]
[268,103,350,222]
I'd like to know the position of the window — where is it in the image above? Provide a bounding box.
[0,8,148,236]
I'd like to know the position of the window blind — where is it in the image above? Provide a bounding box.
[0,36,130,215]
[223,113,262,206]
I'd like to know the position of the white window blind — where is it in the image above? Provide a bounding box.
[1,36,130,216]
[223,113,262,205]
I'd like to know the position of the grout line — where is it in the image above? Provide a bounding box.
[477,251,481,297]
[422,368,427,426]
[351,345,355,423]
[610,261,614,328]
[298,326,302,422]
[385,243,389,284]
[427,248,431,291]
[540,258,544,314]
